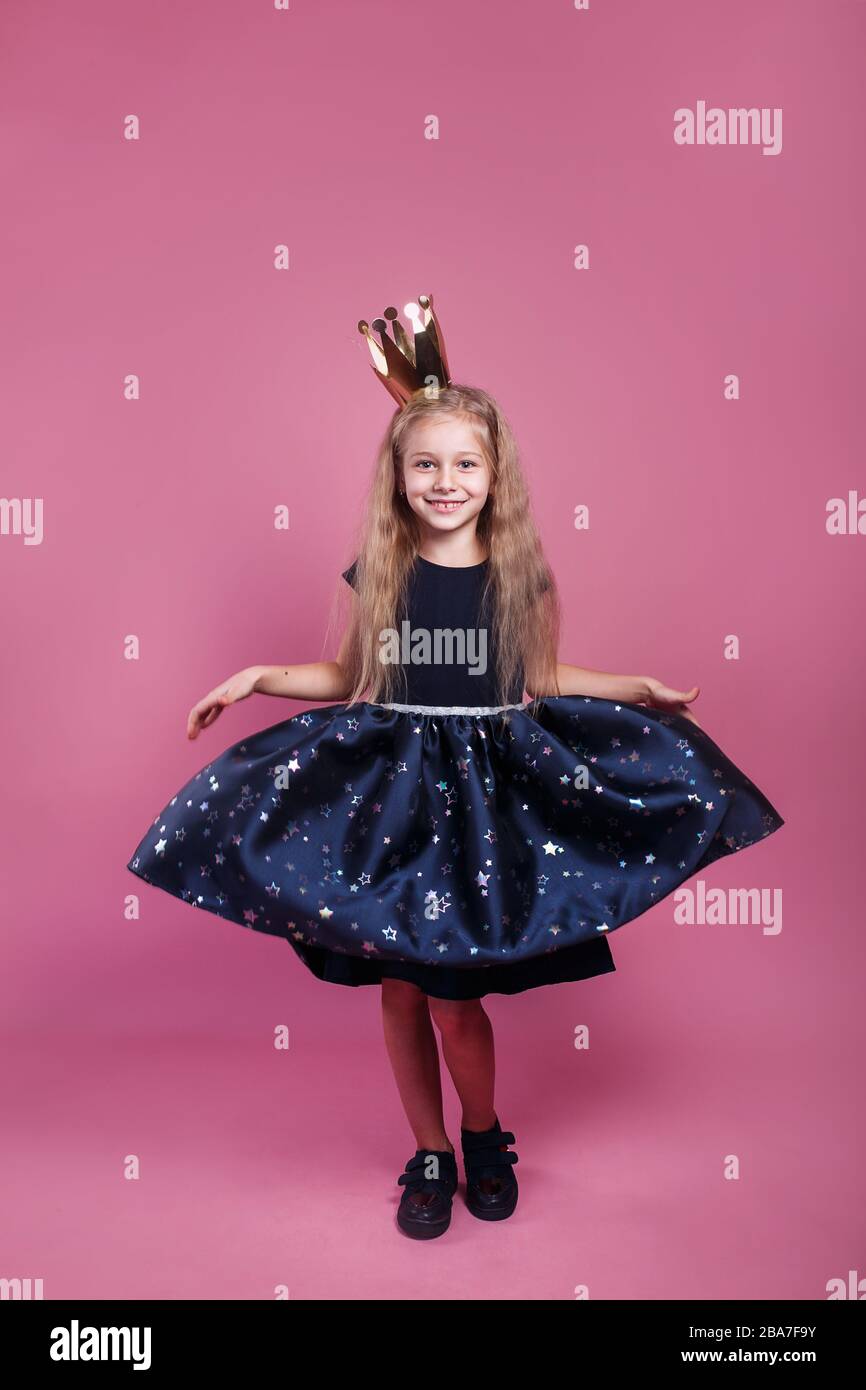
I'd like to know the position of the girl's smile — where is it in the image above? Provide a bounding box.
[425,497,467,512]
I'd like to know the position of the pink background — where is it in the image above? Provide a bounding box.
[2,0,863,1299]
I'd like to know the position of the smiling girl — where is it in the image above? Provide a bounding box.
[128,298,784,1240]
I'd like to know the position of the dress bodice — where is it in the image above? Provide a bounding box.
[342,554,525,706]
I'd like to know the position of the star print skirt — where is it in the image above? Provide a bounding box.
[126,697,785,1000]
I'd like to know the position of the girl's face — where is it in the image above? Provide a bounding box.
[399,414,493,539]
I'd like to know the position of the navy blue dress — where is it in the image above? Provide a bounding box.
[126,554,784,999]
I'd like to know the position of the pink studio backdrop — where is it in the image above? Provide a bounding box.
[2,0,863,1301]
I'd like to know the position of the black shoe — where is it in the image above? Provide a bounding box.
[460,1116,519,1221]
[396,1148,458,1239]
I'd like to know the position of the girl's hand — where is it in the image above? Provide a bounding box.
[642,677,702,728]
[187,667,261,739]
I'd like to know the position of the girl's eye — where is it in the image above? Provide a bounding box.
[413,459,478,468]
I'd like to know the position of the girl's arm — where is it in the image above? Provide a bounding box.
[187,659,354,739]
[254,610,359,701]
[526,662,702,723]
[252,659,352,702]
[187,626,357,740]
[547,663,650,702]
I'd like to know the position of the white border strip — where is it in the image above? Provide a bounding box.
[374,701,530,715]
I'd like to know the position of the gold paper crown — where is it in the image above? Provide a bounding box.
[357,294,452,407]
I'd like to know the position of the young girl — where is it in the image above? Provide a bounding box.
[127,296,784,1241]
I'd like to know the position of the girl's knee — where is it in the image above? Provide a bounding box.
[428,996,485,1033]
[381,978,429,1013]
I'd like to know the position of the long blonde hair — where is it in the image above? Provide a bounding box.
[331,384,561,709]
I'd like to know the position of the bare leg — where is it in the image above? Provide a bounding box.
[427,998,506,1196]
[380,979,454,1155]
[427,998,496,1132]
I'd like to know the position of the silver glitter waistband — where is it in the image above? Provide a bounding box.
[373,701,529,716]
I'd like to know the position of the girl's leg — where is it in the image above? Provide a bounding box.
[426,997,496,1133]
[380,979,454,1156]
